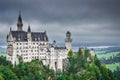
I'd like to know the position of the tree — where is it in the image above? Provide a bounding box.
[67,50,73,57]
[0,65,18,80]
[0,56,12,67]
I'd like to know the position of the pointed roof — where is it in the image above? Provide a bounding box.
[27,25,31,32]
[17,11,23,31]
[18,11,22,22]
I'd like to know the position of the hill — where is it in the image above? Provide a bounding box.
[0,48,119,80]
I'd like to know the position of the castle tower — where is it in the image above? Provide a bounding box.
[65,31,72,51]
[17,12,23,31]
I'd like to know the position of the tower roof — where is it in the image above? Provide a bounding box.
[27,25,31,32]
[17,12,23,31]
[18,12,22,22]
[66,31,71,34]
[66,31,71,38]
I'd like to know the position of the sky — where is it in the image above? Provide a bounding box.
[0,0,120,46]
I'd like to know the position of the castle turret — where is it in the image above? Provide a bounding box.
[17,12,23,31]
[52,40,57,48]
[90,48,95,56]
[65,31,72,51]
[7,27,13,42]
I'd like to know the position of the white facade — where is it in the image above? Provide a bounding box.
[6,14,72,71]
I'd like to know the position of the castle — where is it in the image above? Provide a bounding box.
[6,13,72,71]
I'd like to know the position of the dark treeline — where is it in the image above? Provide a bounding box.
[100,53,120,64]
[106,47,120,53]
[114,66,120,79]
[96,47,120,55]
[0,49,119,80]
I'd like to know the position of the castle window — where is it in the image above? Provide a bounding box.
[38,38,40,40]
[18,38,20,41]
[35,38,37,41]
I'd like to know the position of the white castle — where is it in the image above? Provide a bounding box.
[6,13,72,71]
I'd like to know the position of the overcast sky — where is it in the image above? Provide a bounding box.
[0,0,120,45]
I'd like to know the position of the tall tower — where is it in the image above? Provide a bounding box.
[65,31,72,51]
[17,12,23,31]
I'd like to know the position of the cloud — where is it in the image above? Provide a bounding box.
[0,0,120,45]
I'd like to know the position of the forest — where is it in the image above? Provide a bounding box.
[0,48,119,80]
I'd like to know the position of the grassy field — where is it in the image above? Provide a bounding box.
[106,63,120,72]
[97,52,119,59]
[96,50,120,72]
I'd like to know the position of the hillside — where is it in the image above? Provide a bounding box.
[0,49,119,80]
[95,46,120,79]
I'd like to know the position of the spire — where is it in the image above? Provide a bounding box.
[9,27,12,35]
[17,11,23,31]
[27,24,31,33]
[18,11,22,22]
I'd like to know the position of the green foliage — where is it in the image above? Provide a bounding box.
[65,49,119,80]
[0,56,12,67]
[0,66,18,80]
[67,50,73,57]
[17,55,23,63]
[0,48,119,80]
